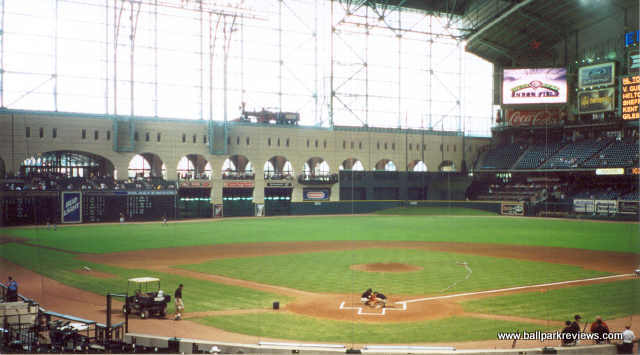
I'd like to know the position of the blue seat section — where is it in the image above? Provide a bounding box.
[514,142,566,169]
[582,140,639,168]
[620,190,639,201]
[539,140,611,169]
[477,144,526,170]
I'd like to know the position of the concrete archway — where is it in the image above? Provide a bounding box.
[21,150,115,178]
[339,158,364,171]
[439,160,456,172]
[375,159,396,171]
[303,157,330,176]
[264,156,293,179]
[222,155,253,174]
[128,152,165,179]
[408,160,428,172]
[177,154,212,180]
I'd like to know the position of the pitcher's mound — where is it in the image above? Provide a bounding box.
[350,263,423,273]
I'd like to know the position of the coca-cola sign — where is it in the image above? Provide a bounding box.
[505,109,566,127]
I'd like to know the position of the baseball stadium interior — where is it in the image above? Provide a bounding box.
[0,0,638,354]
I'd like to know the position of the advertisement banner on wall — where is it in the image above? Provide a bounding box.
[213,204,223,217]
[267,181,293,188]
[303,189,330,201]
[502,68,567,105]
[595,200,617,215]
[618,201,639,214]
[255,204,264,217]
[223,181,254,188]
[578,62,615,88]
[61,191,82,223]
[500,202,524,216]
[180,180,211,188]
[574,199,594,213]
[578,88,615,113]
[504,109,566,127]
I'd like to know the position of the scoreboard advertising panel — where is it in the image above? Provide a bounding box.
[622,75,640,120]
[578,62,615,88]
[578,88,615,114]
[503,68,567,105]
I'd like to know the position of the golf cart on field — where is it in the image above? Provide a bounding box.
[122,277,171,319]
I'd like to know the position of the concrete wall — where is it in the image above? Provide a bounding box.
[0,110,490,182]
[122,332,622,355]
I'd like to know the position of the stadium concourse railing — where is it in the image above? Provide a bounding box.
[0,282,126,352]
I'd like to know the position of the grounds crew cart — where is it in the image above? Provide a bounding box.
[122,277,170,319]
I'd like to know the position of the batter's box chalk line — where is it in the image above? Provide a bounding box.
[339,301,407,316]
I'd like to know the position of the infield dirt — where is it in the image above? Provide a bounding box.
[77,240,639,322]
[4,240,639,350]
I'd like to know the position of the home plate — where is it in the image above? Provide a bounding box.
[339,301,406,316]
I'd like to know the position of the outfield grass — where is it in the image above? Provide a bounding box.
[3,215,638,253]
[374,207,498,216]
[179,248,610,295]
[195,313,555,343]
[0,243,290,312]
[462,279,640,322]
[2,213,636,344]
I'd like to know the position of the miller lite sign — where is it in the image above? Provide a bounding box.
[505,109,566,127]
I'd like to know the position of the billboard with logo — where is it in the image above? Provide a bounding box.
[502,68,567,105]
[223,181,254,188]
[578,62,615,88]
[504,109,566,127]
[578,88,615,113]
[303,189,330,201]
[501,202,524,216]
[61,191,82,223]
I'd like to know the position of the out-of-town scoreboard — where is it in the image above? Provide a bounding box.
[622,75,640,120]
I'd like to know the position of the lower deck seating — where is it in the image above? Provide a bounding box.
[582,140,639,168]
[540,140,611,169]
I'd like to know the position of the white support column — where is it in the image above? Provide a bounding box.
[253,178,265,204]
[330,182,340,202]
[291,181,303,202]
[211,178,223,204]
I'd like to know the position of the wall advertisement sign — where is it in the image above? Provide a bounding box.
[578,62,615,88]
[61,191,82,223]
[577,88,615,114]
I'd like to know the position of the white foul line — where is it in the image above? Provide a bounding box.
[397,274,634,305]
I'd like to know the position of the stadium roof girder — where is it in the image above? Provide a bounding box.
[475,38,516,62]
[514,10,567,42]
[359,0,468,15]
[464,0,638,66]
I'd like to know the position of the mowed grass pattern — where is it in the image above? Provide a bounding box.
[374,207,498,216]
[0,243,289,312]
[462,279,640,321]
[1,213,637,343]
[3,215,639,253]
[178,248,610,295]
[195,313,555,343]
